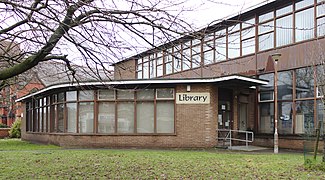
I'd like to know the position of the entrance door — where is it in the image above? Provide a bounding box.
[218,100,231,129]
[218,88,233,129]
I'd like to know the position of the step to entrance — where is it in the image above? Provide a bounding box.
[228,146,270,152]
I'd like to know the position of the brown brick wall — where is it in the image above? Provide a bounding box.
[22,84,219,148]
[114,60,136,80]
[253,136,324,151]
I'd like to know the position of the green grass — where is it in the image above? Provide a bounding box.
[0,139,324,179]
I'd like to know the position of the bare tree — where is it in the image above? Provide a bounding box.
[0,0,194,87]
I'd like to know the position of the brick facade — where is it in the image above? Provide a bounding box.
[22,84,220,148]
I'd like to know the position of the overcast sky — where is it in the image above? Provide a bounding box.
[181,0,270,28]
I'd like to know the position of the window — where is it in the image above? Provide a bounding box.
[174,46,182,72]
[79,90,94,101]
[27,88,175,135]
[295,0,314,10]
[242,19,256,56]
[278,102,293,134]
[149,54,156,78]
[258,21,274,51]
[79,102,94,133]
[228,32,240,59]
[98,90,115,100]
[191,40,201,68]
[165,49,173,74]
[156,52,164,76]
[296,67,314,99]
[98,102,115,133]
[295,100,314,134]
[157,101,174,133]
[137,59,143,79]
[67,103,77,133]
[182,42,191,70]
[278,71,293,100]
[157,88,174,99]
[259,103,274,133]
[295,8,314,42]
[117,102,134,133]
[276,15,293,47]
[137,102,154,133]
[66,91,77,101]
[215,33,226,62]
[117,90,134,99]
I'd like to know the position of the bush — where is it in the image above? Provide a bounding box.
[9,119,21,138]
[0,123,9,128]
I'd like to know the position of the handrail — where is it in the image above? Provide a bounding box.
[217,129,254,149]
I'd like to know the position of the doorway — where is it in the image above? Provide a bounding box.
[218,88,233,129]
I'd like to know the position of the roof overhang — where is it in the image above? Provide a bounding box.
[16,75,268,102]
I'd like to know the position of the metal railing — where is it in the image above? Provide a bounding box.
[217,129,254,149]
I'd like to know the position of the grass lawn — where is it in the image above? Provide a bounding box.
[0,139,324,179]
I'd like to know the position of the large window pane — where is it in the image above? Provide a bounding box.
[276,15,293,47]
[296,0,314,10]
[259,103,274,133]
[296,67,314,99]
[137,89,154,100]
[203,50,214,65]
[228,32,240,59]
[98,102,115,133]
[295,8,314,42]
[157,65,163,76]
[157,89,174,99]
[259,11,274,23]
[259,21,274,34]
[150,59,156,78]
[278,71,293,100]
[295,100,314,134]
[242,38,255,55]
[67,103,77,133]
[215,36,226,62]
[182,48,191,70]
[276,4,293,17]
[117,102,134,133]
[143,61,149,79]
[79,102,94,133]
[173,51,182,72]
[98,90,115,100]
[79,90,94,101]
[137,102,154,133]
[117,90,134,99]
[317,17,325,37]
[259,33,274,51]
[157,101,174,133]
[278,102,293,134]
[259,73,274,91]
[57,104,64,133]
[66,91,77,101]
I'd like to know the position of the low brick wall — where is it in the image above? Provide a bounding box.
[0,128,10,138]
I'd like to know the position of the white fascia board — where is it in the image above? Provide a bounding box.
[16,75,268,102]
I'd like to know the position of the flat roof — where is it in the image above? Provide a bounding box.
[16,75,268,102]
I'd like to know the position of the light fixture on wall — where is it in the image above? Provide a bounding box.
[271,53,281,154]
[186,85,191,92]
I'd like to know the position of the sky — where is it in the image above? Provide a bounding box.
[180,0,269,28]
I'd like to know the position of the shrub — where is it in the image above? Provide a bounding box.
[9,119,21,138]
[0,123,9,128]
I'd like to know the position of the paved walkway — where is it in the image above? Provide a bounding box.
[228,145,270,152]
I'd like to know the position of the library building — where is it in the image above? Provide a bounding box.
[18,0,325,150]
